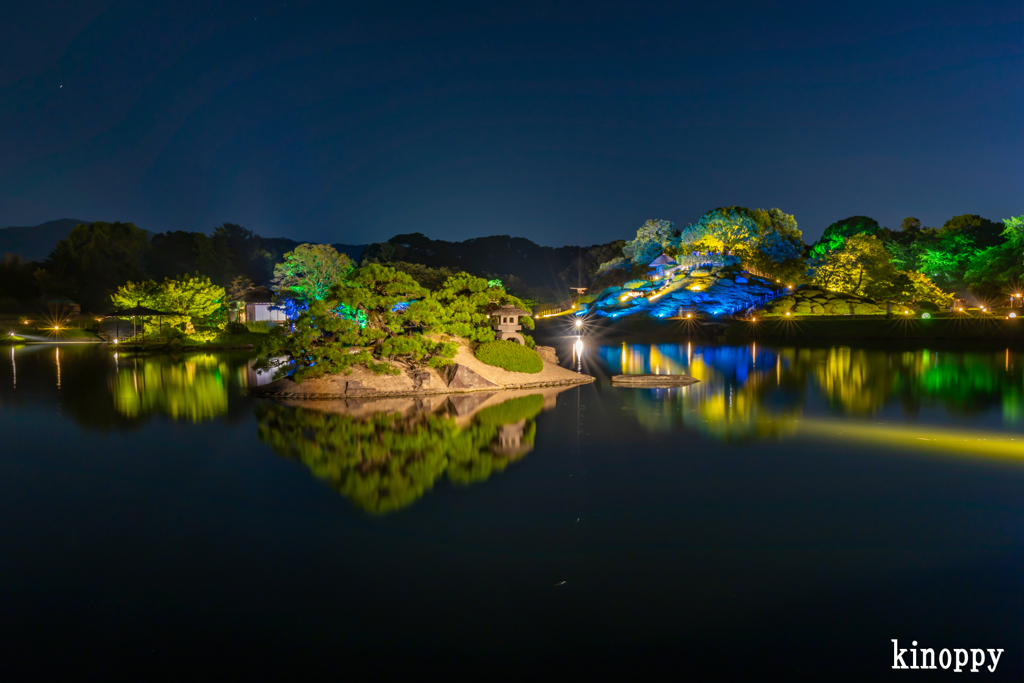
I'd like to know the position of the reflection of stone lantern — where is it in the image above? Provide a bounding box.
[491,419,533,458]
[491,305,530,345]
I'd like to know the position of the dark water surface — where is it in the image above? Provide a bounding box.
[3,341,1024,680]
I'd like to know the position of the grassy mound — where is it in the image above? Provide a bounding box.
[475,340,544,373]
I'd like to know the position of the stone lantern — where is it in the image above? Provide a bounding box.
[491,304,530,344]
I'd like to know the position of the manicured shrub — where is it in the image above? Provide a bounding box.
[475,340,544,373]
[810,304,825,314]
[690,269,710,277]
[853,303,878,315]
[623,280,647,290]
[578,294,598,304]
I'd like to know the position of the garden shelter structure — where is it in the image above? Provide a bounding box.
[238,287,287,324]
[649,253,677,277]
[109,305,176,342]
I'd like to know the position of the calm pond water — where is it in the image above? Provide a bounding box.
[2,340,1024,679]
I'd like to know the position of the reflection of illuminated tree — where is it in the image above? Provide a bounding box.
[693,374,801,441]
[914,355,1003,414]
[112,354,230,422]
[255,394,545,513]
[811,347,897,415]
[607,342,1024,440]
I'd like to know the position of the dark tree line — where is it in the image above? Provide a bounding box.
[0,221,365,312]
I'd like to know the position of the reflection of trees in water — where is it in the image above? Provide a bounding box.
[808,347,899,415]
[610,343,1024,440]
[255,394,546,514]
[694,371,802,441]
[112,354,231,422]
[1,346,249,429]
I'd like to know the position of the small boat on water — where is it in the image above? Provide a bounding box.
[610,374,699,387]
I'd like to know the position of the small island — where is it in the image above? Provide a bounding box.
[249,264,594,399]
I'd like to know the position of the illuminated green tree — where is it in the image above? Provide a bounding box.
[258,264,457,379]
[808,216,882,259]
[158,275,226,334]
[808,234,892,295]
[745,208,806,281]
[679,208,757,255]
[110,280,162,310]
[901,270,954,306]
[1002,216,1024,247]
[112,274,225,336]
[962,215,1024,297]
[270,243,353,301]
[623,219,677,265]
[431,272,534,342]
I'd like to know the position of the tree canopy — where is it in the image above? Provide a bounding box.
[256,265,535,381]
[111,274,226,336]
[40,221,150,311]
[623,219,677,265]
[270,243,353,301]
[808,216,882,259]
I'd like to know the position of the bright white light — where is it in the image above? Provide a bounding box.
[574,319,582,327]
[574,338,584,355]
[1011,313,1017,319]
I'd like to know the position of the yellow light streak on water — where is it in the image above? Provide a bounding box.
[798,419,1024,462]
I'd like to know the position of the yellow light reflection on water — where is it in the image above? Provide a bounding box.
[799,420,1024,462]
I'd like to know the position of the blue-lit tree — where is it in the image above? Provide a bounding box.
[623,219,677,265]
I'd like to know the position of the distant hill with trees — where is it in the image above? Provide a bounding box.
[361,233,624,301]
[0,219,92,262]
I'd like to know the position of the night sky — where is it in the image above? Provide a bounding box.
[1,0,1020,245]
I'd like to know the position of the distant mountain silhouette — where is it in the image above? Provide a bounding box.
[361,232,603,291]
[0,219,367,266]
[0,218,89,262]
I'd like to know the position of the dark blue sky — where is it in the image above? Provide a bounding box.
[0,0,1020,245]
